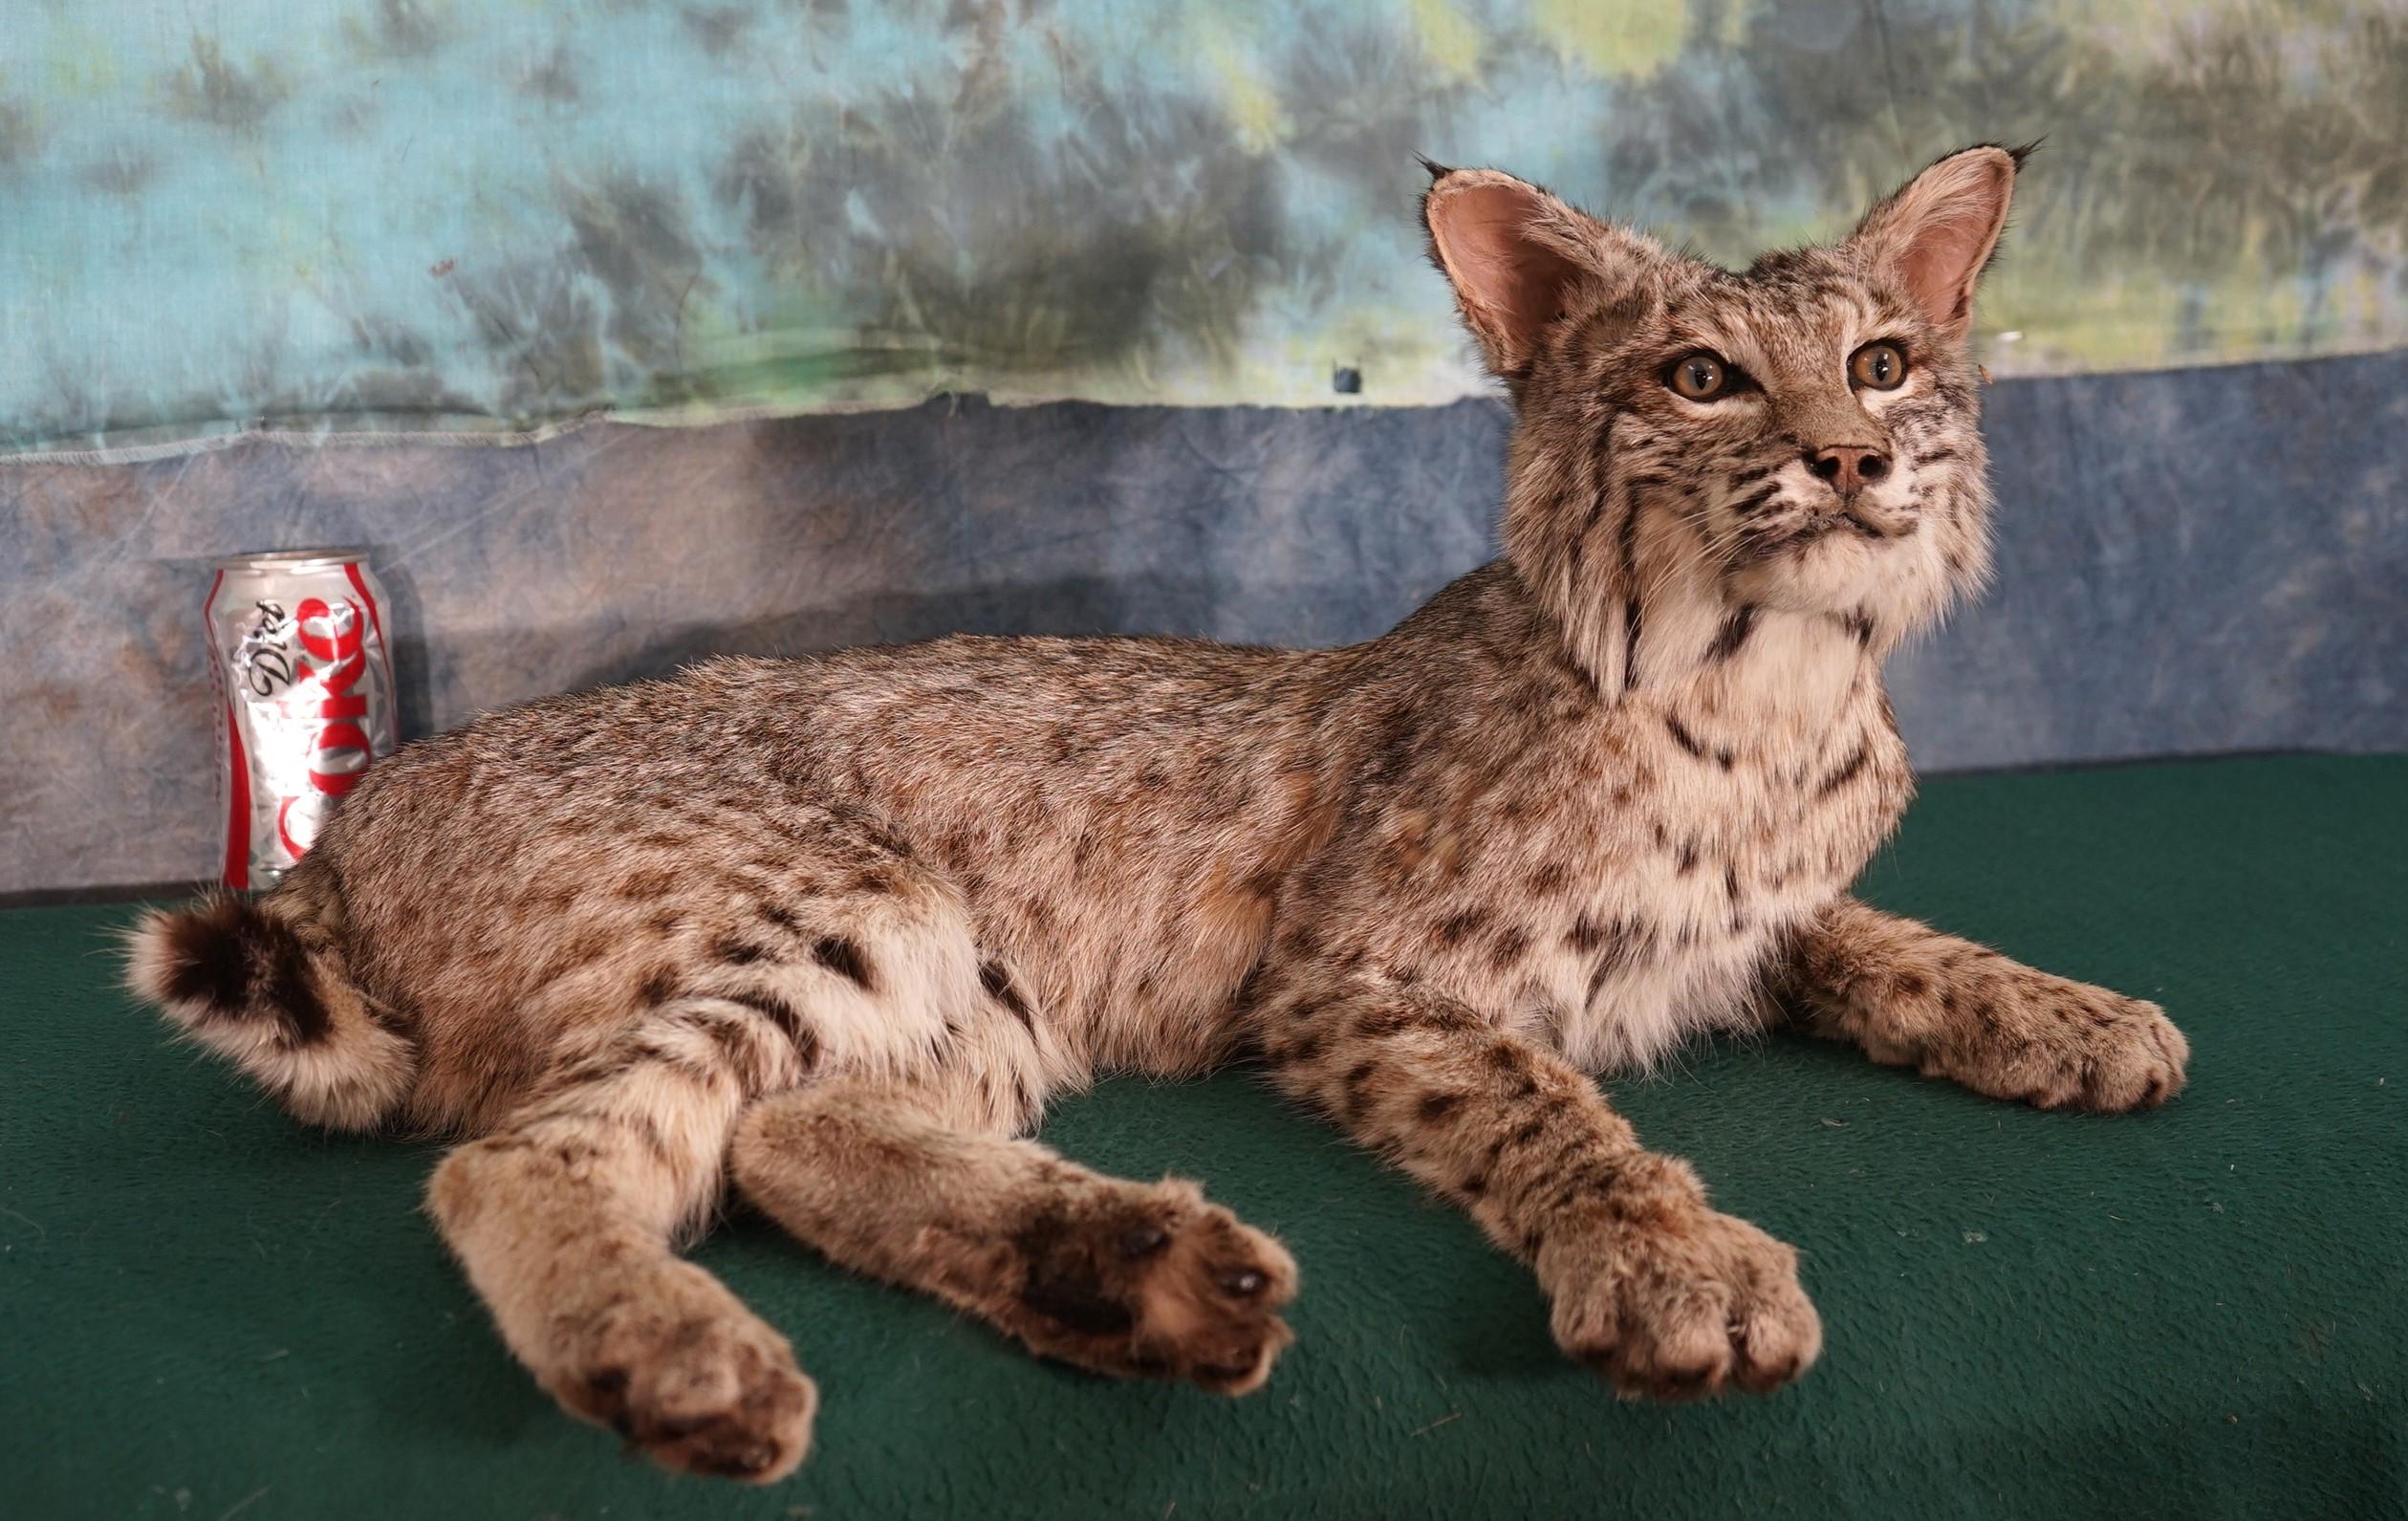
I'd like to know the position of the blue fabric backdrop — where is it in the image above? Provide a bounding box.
[5,353,2402,895]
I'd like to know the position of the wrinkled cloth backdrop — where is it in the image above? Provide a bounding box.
[3,0,2403,893]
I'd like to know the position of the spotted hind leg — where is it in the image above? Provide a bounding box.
[731,1073,1299,1393]
[426,812,1058,1480]
[427,994,820,1482]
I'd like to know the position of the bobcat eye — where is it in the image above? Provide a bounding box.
[1666,352,1733,401]
[1850,341,1907,390]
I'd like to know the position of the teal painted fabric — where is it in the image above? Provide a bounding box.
[5,0,2407,458]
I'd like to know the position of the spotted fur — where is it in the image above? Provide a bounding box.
[126,144,2185,1482]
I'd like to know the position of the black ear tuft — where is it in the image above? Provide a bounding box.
[2007,139,2044,169]
[1414,152,1453,185]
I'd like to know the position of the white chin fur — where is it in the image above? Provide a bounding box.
[1730,532,1889,613]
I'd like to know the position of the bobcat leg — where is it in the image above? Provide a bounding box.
[731,1075,1298,1393]
[1257,974,1820,1399]
[427,997,818,1482]
[1779,897,2188,1111]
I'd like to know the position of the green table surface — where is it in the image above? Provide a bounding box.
[5,755,2404,1520]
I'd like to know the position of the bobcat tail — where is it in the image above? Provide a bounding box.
[125,892,415,1131]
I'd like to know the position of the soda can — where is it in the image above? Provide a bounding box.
[203,549,401,889]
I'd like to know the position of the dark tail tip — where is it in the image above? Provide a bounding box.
[127,893,413,1132]
[130,894,329,1045]
[148,896,258,1013]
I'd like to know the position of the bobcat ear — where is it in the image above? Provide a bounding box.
[1421,167,1667,380]
[1848,143,2027,340]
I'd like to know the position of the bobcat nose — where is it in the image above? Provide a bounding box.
[1807,445,1891,498]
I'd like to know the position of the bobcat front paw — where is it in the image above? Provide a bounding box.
[547,1261,817,1484]
[1909,971,2190,1113]
[1543,1201,1821,1401]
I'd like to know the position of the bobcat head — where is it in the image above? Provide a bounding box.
[1422,145,2025,688]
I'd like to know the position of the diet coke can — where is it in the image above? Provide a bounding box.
[204,549,401,889]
